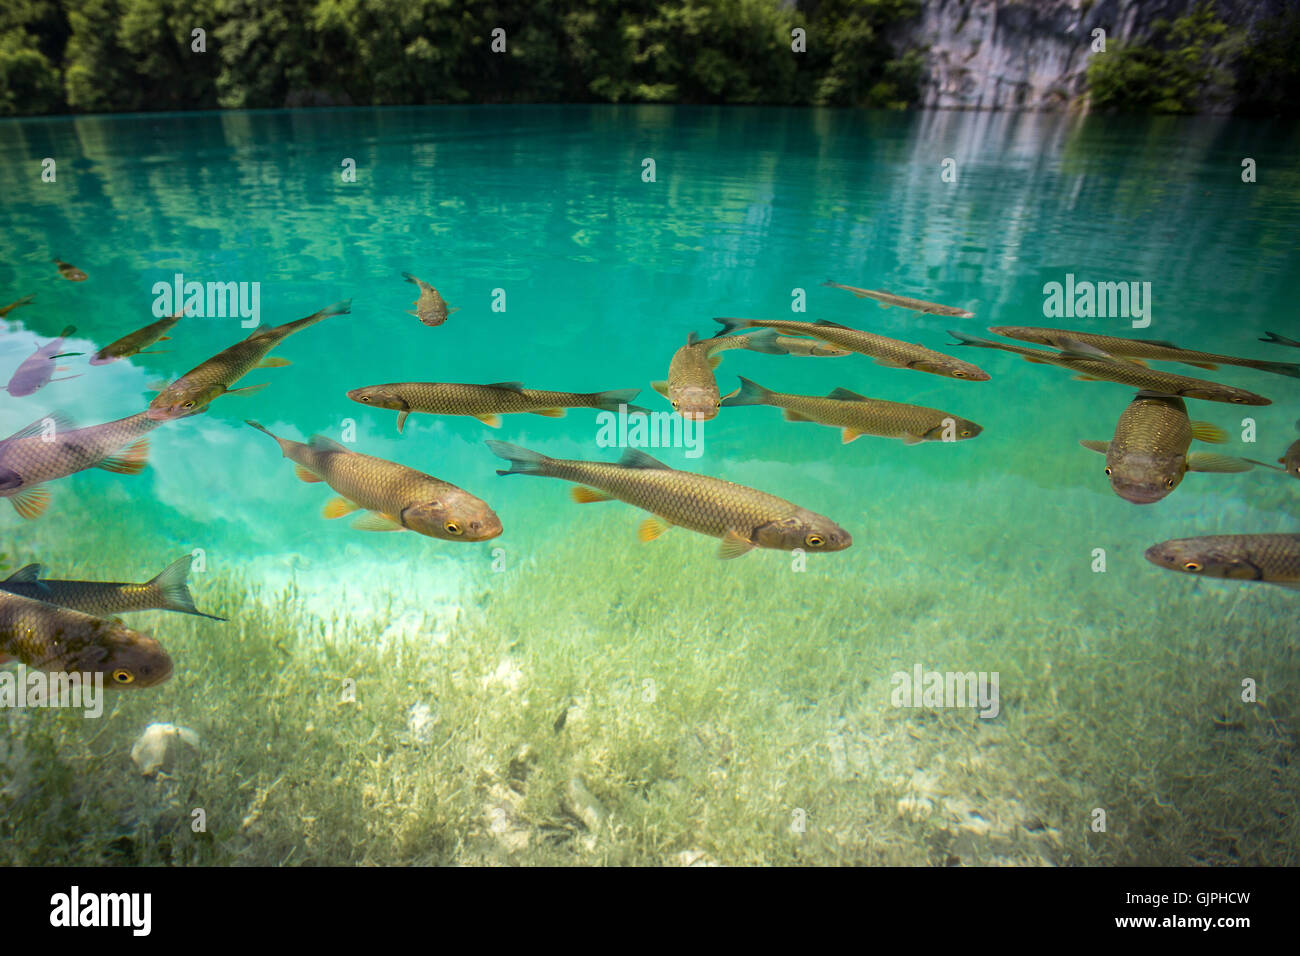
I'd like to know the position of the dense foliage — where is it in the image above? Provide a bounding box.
[0,0,925,115]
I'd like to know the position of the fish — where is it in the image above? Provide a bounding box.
[90,311,182,365]
[653,329,785,421]
[1261,331,1300,348]
[988,326,1300,378]
[486,441,851,559]
[147,299,350,420]
[822,279,974,317]
[0,590,172,686]
[246,420,502,541]
[947,331,1271,405]
[0,412,156,518]
[347,382,651,432]
[53,258,88,282]
[1144,534,1300,590]
[5,325,83,397]
[402,273,457,327]
[722,377,982,445]
[1078,392,1251,504]
[772,336,851,357]
[0,294,35,317]
[1245,421,1300,478]
[718,317,989,381]
[0,555,225,622]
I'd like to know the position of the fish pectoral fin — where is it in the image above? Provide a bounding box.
[351,511,404,532]
[571,486,613,503]
[872,357,908,368]
[651,381,669,397]
[1186,453,1254,474]
[717,530,756,560]
[530,408,565,418]
[256,357,292,369]
[396,410,410,432]
[637,515,673,541]
[842,428,864,444]
[10,486,51,520]
[900,434,924,445]
[97,438,149,474]
[3,563,42,584]
[782,409,814,423]
[709,356,722,369]
[1079,440,1110,455]
[1189,421,1228,443]
[226,382,270,396]
[294,464,324,483]
[1186,362,1219,370]
[474,413,502,428]
[323,496,362,519]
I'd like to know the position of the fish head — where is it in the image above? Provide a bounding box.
[71,620,174,689]
[346,384,409,412]
[402,495,503,542]
[912,358,991,382]
[669,384,721,421]
[1180,384,1269,406]
[921,418,983,441]
[1105,450,1184,504]
[1143,538,1259,580]
[87,352,121,366]
[147,380,223,420]
[754,510,852,554]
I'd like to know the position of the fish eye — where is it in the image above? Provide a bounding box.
[112,669,135,684]
[953,371,967,378]
[1164,478,1176,489]
[1183,561,1202,572]
[183,401,195,409]
[444,521,462,535]
[360,396,371,403]
[1231,397,1246,404]
[671,401,679,409]
[960,429,971,437]
[1104,467,1112,476]
[714,401,721,408]
[805,534,824,548]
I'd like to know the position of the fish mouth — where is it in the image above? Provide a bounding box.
[1143,544,1173,567]
[679,409,717,422]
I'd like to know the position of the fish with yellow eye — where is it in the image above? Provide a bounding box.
[246,420,502,542]
[0,590,173,687]
[654,329,785,421]
[1145,534,1300,590]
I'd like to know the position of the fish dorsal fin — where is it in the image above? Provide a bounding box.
[4,563,42,583]
[813,319,851,330]
[4,412,74,442]
[308,434,350,454]
[486,382,525,392]
[826,387,868,401]
[619,449,671,470]
[687,331,700,346]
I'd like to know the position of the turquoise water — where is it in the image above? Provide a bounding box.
[2,106,1299,865]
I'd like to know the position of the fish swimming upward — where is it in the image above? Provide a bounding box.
[347,382,651,432]
[822,280,975,318]
[91,311,182,365]
[0,590,173,686]
[1245,420,1300,478]
[0,555,225,621]
[487,441,851,559]
[717,317,989,381]
[0,412,156,519]
[402,273,457,327]
[1079,392,1250,504]
[988,326,1300,378]
[53,259,88,282]
[722,377,982,445]
[0,294,35,318]
[654,329,786,421]
[5,325,83,397]
[1145,534,1300,590]
[147,299,351,420]
[246,420,502,541]
[947,332,1271,405]
[1261,332,1300,349]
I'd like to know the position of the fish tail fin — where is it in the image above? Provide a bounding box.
[739,328,787,355]
[721,376,771,407]
[12,294,35,307]
[274,299,353,337]
[1260,331,1300,346]
[57,325,75,338]
[245,419,292,458]
[148,555,227,621]
[1253,360,1300,378]
[486,440,551,477]
[592,388,642,412]
[946,330,999,349]
[401,272,420,285]
[712,317,752,337]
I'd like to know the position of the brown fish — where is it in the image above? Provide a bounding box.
[53,259,88,282]
[0,555,225,621]
[717,317,989,381]
[1261,332,1300,349]
[0,590,172,686]
[772,336,850,357]
[0,412,156,519]
[947,331,1270,405]
[487,441,851,559]
[347,382,650,432]
[822,279,974,317]
[402,273,457,327]
[246,420,502,541]
[653,329,785,421]
[1145,534,1300,589]
[723,377,982,445]
[91,311,182,365]
[0,294,35,318]
[1245,420,1300,479]
[1079,392,1250,504]
[989,326,1300,378]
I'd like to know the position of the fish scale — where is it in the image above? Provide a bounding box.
[1111,394,1191,462]
[0,412,157,499]
[1146,534,1300,585]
